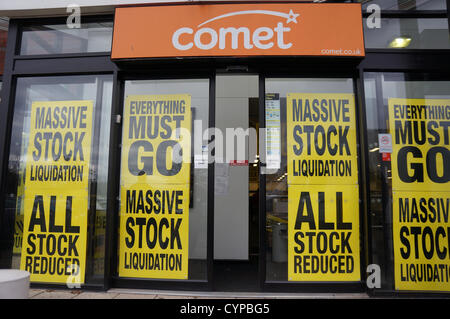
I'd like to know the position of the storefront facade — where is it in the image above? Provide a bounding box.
[0,0,449,296]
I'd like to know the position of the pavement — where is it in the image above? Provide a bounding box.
[28,288,370,299]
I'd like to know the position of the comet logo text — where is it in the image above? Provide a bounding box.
[172,10,300,51]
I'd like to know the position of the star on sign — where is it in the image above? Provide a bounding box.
[286,10,299,24]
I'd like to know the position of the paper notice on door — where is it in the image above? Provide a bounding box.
[215,162,229,177]
[215,175,229,195]
[378,133,393,153]
[194,155,208,169]
[265,93,281,170]
[194,145,209,169]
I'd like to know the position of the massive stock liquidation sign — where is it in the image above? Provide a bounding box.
[389,98,450,292]
[20,100,93,284]
[287,93,360,282]
[286,93,358,185]
[111,3,364,59]
[118,94,191,280]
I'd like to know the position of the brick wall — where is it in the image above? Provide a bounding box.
[0,30,7,75]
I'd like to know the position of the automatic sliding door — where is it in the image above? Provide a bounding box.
[117,79,210,283]
[264,78,361,284]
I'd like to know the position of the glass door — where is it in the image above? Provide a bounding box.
[114,78,212,289]
[263,77,363,288]
[213,74,260,291]
[112,74,364,292]
[363,72,450,293]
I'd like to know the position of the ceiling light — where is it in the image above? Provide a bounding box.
[389,37,412,48]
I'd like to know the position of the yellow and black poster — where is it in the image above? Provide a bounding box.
[119,94,191,279]
[20,100,93,284]
[13,139,28,256]
[389,98,450,291]
[13,167,25,255]
[288,185,360,281]
[13,214,24,255]
[287,93,360,281]
[286,93,358,185]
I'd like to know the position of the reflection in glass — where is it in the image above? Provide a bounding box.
[359,0,446,10]
[364,18,450,49]
[20,22,113,55]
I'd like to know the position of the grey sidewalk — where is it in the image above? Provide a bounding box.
[28,288,369,299]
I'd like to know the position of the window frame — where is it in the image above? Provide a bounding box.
[259,70,366,293]
[0,17,118,291]
[15,15,114,58]
[360,0,450,51]
[110,71,216,291]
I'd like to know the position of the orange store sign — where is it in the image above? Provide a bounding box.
[112,3,365,59]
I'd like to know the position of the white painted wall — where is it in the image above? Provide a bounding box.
[214,75,258,260]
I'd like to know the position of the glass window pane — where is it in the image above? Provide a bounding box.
[91,80,113,279]
[20,22,113,55]
[0,29,6,74]
[119,79,209,281]
[4,74,113,285]
[364,72,450,291]
[360,0,447,10]
[364,18,450,49]
[265,78,356,282]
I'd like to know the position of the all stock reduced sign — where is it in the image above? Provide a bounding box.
[286,93,360,282]
[118,94,191,280]
[389,98,450,292]
[20,100,93,284]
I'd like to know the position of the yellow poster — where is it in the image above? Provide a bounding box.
[286,93,358,185]
[118,183,189,279]
[20,100,93,284]
[13,138,27,255]
[13,214,23,255]
[389,98,450,291]
[286,93,360,282]
[93,210,106,276]
[288,184,360,282]
[389,98,450,192]
[121,94,191,185]
[393,191,450,291]
[119,94,191,279]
